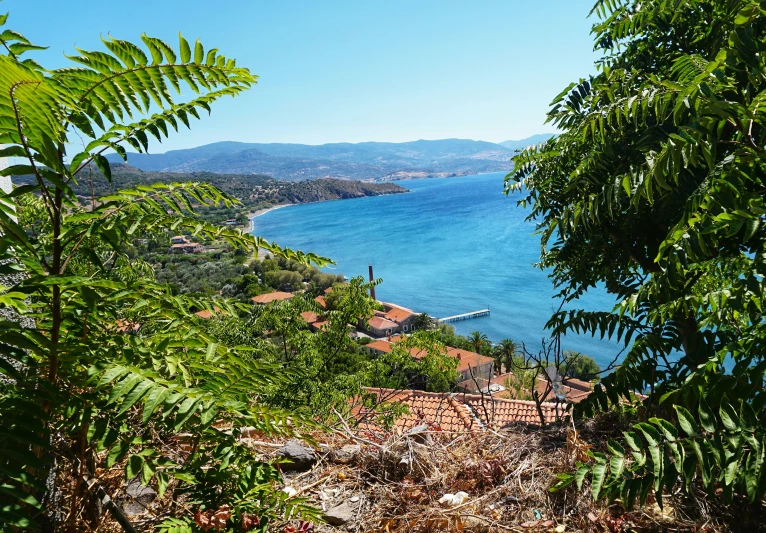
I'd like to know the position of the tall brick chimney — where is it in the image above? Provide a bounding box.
[368,264,376,300]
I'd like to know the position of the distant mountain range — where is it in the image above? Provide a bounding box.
[498,133,555,151]
[106,135,553,182]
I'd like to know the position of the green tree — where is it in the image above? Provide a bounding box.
[469,330,490,355]
[502,368,536,402]
[0,17,328,531]
[255,277,380,417]
[364,331,459,393]
[264,269,303,291]
[307,272,344,295]
[509,0,766,510]
[494,338,519,374]
[561,351,600,382]
[412,312,435,331]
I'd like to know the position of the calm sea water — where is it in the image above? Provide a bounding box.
[253,172,623,369]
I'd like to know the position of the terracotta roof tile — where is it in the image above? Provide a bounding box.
[312,319,329,330]
[366,339,394,353]
[251,291,294,304]
[382,303,415,323]
[356,388,479,433]
[300,311,319,324]
[367,339,426,358]
[315,296,326,308]
[458,393,562,426]
[490,372,514,386]
[564,378,593,392]
[535,379,593,404]
[369,338,494,374]
[445,347,495,373]
[367,316,399,330]
[194,306,221,319]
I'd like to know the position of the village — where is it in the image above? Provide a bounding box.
[164,233,594,431]
[190,263,597,434]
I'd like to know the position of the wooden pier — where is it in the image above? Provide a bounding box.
[438,309,490,323]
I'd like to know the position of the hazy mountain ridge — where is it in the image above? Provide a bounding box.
[106,136,549,181]
[498,133,555,151]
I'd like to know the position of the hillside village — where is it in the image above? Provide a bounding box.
[222,280,595,432]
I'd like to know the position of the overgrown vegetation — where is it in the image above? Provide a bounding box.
[0,16,341,533]
[508,0,766,517]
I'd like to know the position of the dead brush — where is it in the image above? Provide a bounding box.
[90,414,766,532]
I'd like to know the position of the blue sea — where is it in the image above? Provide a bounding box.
[253,172,624,369]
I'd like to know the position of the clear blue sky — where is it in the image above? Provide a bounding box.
[5,0,597,152]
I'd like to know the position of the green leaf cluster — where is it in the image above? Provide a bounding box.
[556,401,766,507]
[507,0,766,510]
[0,11,327,531]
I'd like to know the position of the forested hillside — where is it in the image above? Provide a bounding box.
[17,164,408,223]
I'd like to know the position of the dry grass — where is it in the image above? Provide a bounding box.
[66,413,766,532]
[278,414,765,533]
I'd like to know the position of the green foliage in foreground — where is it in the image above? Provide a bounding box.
[0,16,330,532]
[508,0,766,510]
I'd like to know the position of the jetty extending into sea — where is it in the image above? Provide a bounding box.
[438,309,490,323]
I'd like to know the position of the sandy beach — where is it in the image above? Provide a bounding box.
[246,204,293,232]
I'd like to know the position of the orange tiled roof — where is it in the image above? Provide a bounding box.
[369,338,493,374]
[490,372,514,386]
[300,311,319,324]
[535,379,592,404]
[356,387,478,433]
[313,319,329,330]
[368,316,399,330]
[445,347,494,373]
[366,339,395,353]
[459,393,561,426]
[382,303,415,323]
[315,296,326,308]
[251,291,294,304]
[194,306,221,319]
[367,339,426,358]
[564,378,593,392]
[115,319,141,333]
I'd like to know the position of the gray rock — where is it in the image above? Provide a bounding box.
[119,477,157,516]
[324,502,356,526]
[406,424,429,435]
[276,440,316,471]
[331,444,361,465]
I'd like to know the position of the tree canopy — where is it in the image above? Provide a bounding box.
[508,0,766,509]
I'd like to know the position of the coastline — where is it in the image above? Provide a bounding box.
[246,188,409,232]
[246,204,294,232]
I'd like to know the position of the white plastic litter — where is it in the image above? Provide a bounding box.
[282,487,297,497]
[438,491,469,507]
